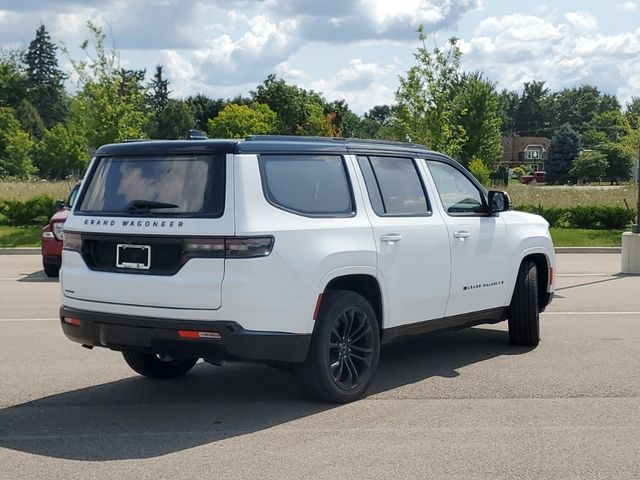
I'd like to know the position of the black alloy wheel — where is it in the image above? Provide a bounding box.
[328,305,375,390]
[298,290,380,403]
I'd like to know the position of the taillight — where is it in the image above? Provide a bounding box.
[225,237,274,258]
[52,221,65,241]
[184,237,274,259]
[63,232,82,252]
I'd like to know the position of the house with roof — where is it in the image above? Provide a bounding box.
[501,135,551,172]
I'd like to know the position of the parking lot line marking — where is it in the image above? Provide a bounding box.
[557,273,613,277]
[542,311,640,315]
[0,318,57,322]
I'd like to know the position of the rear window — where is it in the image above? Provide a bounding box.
[77,155,225,217]
[259,154,353,216]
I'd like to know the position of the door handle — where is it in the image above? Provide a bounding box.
[453,231,471,239]
[380,233,402,244]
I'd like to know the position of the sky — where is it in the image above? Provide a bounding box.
[1,0,639,114]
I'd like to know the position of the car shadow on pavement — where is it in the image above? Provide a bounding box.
[0,327,531,461]
[17,270,57,283]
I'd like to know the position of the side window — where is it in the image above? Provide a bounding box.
[357,156,429,216]
[426,161,485,215]
[259,154,353,216]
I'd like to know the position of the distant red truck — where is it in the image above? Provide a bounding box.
[41,182,81,277]
[519,171,546,184]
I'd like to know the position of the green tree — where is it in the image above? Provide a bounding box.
[497,88,519,135]
[154,99,195,139]
[148,65,170,114]
[453,73,503,169]
[325,100,362,137]
[596,141,634,184]
[515,80,552,136]
[546,124,581,184]
[551,85,621,134]
[0,107,35,178]
[395,28,466,157]
[0,50,27,109]
[33,124,88,179]
[208,102,277,139]
[186,94,226,131]
[297,102,334,136]
[66,22,150,147]
[581,110,631,146]
[468,156,491,186]
[624,96,640,129]
[251,74,327,135]
[15,99,45,140]
[570,150,608,183]
[23,25,67,127]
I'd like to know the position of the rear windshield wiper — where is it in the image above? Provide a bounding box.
[123,199,179,213]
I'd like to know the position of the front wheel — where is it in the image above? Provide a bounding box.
[297,290,380,403]
[122,351,198,378]
[508,261,540,346]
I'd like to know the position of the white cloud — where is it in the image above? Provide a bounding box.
[618,1,638,12]
[462,13,640,105]
[564,11,597,32]
[335,58,396,91]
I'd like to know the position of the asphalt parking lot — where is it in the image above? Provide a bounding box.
[1,254,639,479]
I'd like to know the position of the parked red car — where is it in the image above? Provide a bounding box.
[41,182,81,277]
[520,171,546,184]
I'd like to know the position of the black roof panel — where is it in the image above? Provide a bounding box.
[94,136,436,157]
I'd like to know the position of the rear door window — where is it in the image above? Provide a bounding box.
[357,156,430,216]
[77,155,225,217]
[259,154,354,216]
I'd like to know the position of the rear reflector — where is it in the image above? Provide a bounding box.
[313,294,323,320]
[178,330,222,340]
[63,317,81,326]
[549,267,554,287]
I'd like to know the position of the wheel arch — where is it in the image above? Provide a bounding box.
[520,252,552,311]
[320,272,383,333]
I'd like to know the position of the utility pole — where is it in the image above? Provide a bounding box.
[635,141,640,233]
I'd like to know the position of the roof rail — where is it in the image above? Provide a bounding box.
[245,135,428,150]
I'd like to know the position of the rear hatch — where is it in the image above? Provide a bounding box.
[62,152,233,310]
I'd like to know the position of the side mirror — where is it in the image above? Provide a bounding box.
[55,200,65,211]
[488,191,510,214]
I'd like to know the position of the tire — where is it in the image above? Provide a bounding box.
[122,351,198,379]
[508,261,540,346]
[43,261,60,278]
[297,290,380,403]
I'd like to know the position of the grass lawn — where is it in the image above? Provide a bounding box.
[507,184,638,208]
[550,228,626,247]
[0,225,41,247]
[0,180,76,201]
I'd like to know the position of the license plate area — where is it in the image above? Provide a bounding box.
[116,244,151,270]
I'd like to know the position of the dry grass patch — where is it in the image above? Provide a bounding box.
[0,180,77,201]
[506,185,638,208]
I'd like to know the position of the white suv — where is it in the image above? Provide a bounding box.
[60,136,555,403]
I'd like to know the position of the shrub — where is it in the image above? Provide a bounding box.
[0,194,57,226]
[468,156,491,186]
[594,206,636,229]
[515,204,635,229]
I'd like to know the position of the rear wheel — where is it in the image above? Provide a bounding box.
[297,290,380,403]
[122,351,198,378]
[508,261,540,346]
[43,261,60,278]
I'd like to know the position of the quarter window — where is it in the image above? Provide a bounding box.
[260,154,353,216]
[357,156,429,216]
[426,161,485,215]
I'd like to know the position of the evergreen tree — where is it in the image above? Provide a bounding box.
[515,80,552,137]
[154,99,195,139]
[15,99,45,140]
[148,65,170,114]
[23,25,67,127]
[546,124,581,184]
[186,94,226,131]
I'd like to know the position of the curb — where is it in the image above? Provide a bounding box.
[0,248,40,255]
[555,247,621,254]
[0,247,623,255]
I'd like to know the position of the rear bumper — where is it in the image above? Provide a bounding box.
[60,306,311,363]
[41,237,62,262]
